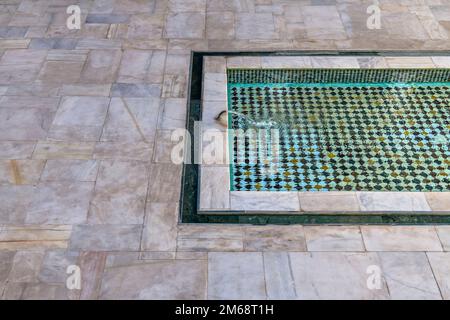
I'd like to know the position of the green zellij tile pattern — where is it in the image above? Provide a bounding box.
[228,71,450,192]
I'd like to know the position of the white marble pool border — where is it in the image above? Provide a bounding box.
[199,55,450,214]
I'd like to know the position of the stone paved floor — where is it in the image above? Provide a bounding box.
[1,0,450,300]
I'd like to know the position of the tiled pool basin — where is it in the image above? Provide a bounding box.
[228,69,450,192]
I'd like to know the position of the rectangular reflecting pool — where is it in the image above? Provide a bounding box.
[228,69,450,192]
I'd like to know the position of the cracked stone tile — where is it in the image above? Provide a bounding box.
[88,160,148,224]
[378,252,441,300]
[289,252,390,300]
[141,202,178,252]
[436,226,450,251]
[166,12,205,39]
[41,159,99,182]
[69,224,142,251]
[118,50,166,83]
[0,107,55,140]
[208,252,266,299]
[427,252,450,299]
[305,226,365,252]
[101,97,159,143]
[81,50,122,83]
[263,252,297,299]
[49,96,110,141]
[99,259,207,299]
[26,181,94,225]
[0,160,45,185]
[361,226,443,252]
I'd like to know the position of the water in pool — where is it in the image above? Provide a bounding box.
[227,69,450,192]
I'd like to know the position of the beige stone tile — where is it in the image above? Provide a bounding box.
[41,159,99,182]
[263,252,297,299]
[117,50,166,83]
[385,56,436,68]
[0,225,72,251]
[169,0,206,12]
[361,226,443,251]
[427,252,450,300]
[379,252,441,300]
[206,12,235,40]
[142,202,178,252]
[69,224,142,251]
[147,163,182,203]
[301,6,347,40]
[431,56,450,67]
[425,193,450,211]
[208,252,266,299]
[165,12,205,39]
[357,192,431,211]
[93,141,153,161]
[0,160,45,185]
[202,73,227,101]
[178,224,244,239]
[175,251,208,260]
[26,181,94,225]
[203,56,227,74]
[60,84,111,96]
[164,54,190,75]
[0,96,60,110]
[244,225,306,251]
[89,160,148,224]
[81,50,122,83]
[0,49,47,65]
[289,252,389,300]
[158,98,186,130]
[33,141,95,160]
[99,259,207,299]
[357,57,389,68]
[0,39,30,49]
[436,226,450,251]
[305,226,365,252]
[235,13,277,40]
[101,97,160,143]
[311,56,360,68]
[78,251,107,300]
[152,129,183,163]
[261,56,313,68]
[127,14,164,39]
[177,238,244,252]
[38,61,84,83]
[299,192,360,212]
[200,166,230,210]
[226,56,262,68]
[139,251,176,260]
[230,191,300,211]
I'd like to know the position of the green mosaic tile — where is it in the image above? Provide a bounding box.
[228,69,450,192]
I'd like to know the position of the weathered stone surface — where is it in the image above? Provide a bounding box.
[111,83,161,97]
[0,160,45,185]
[436,226,450,251]
[0,186,33,224]
[427,253,450,300]
[39,250,79,283]
[305,226,365,252]
[289,252,389,299]
[49,96,110,141]
[93,141,153,161]
[0,225,72,251]
[8,251,45,283]
[101,97,159,143]
[378,252,441,300]
[244,225,306,251]
[88,160,148,224]
[361,226,443,252]
[41,159,99,182]
[70,224,142,251]
[141,202,178,251]
[263,252,297,299]
[0,108,54,140]
[147,163,182,202]
[38,61,84,83]
[208,252,266,299]
[165,12,205,39]
[81,50,122,83]
[78,251,107,300]
[26,181,94,225]
[33,141,95,160]
[100,259,207,299]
